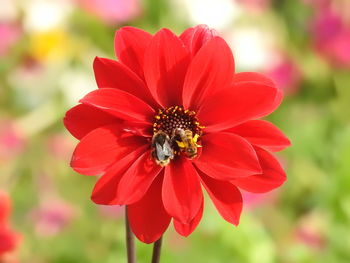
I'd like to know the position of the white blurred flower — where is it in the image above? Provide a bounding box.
[172,0,242,30]
[22,0,73,32]
[60,69,96,106]
[226,27,275,70]
[0,0,18,21]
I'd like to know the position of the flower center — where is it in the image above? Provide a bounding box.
[151,106,203,166]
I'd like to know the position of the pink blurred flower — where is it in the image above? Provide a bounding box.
[312,8,343,44]
[46,133,75,161]
[0,23,21,57]
[295,212,326,250]
[311,6,350,68]
[241,190,278,210]
[31,200,75,237]
[0,121,25,163]
[76,0,142,24]
[237,0,271,12]
[296,229,325,250]
[302,0,330,8]
[266,54,302,95]
[97,205,124,219]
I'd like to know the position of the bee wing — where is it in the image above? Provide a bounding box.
[163,140,174,158]
[156,143,166,161]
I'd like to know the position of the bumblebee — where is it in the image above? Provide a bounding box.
[172,128,201,159]
[151,131,174,166]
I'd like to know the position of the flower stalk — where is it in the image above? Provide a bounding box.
[125,206,136,263]
[151,237,163,263]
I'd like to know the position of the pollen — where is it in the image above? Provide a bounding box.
[153,106,203,136]
[151,106,203,165]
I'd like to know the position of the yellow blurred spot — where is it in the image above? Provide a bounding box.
[29,29,70,62]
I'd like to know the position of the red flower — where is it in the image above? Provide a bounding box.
[0,192,20,257]
[64,25,291,243]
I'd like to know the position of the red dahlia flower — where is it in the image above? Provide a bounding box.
[64,25,291,244]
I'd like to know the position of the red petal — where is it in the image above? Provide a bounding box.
[80,88,155,124]
[143,29,190,107]
[121,121,153,137]
[197,81,278,133]
[182,36,234,109]
[232,147,287,193]
[199,170,242,225]
[71,124,147,175]
[232,72,275,86]
[270,88,284,115]
[228,120,291,152]
[114,26,152,79]
[93,57,157,108]
[63,104,119,140]
[232,72,284,117]
[194,132,261,180]
[116,150,162,204]
[162,158,203,224]
[173,199,203,237]
[180,24,218,56]
[128,175,171,244]
[91,146,147,205]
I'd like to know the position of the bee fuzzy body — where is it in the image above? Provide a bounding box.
[151,131,174,166]
[173,128,200,159]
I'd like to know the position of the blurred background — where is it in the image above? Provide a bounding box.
[1,0,350,262]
